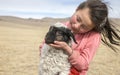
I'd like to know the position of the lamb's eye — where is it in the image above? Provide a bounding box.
[56,31,63,36]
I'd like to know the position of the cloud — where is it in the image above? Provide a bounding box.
[106,0,120,17]
[0,0,84,17]
[0,0,85,18]
[0,0,119,18]
[0,0,82,12]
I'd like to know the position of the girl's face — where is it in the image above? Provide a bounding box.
[69,8,95,34]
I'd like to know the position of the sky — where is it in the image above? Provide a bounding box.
[0,0,120,19]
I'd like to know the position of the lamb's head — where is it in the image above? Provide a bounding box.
[45,23,77,44]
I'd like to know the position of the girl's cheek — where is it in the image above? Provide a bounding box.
[70,16,77,23]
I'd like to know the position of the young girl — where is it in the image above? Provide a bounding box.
[40,0,120,75]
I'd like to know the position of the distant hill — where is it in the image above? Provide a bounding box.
[0,16,69,26]
[0,16,120,27]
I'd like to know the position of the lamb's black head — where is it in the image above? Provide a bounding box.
[45,23,77,44]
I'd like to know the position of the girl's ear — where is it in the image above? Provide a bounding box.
[45,26,56,44]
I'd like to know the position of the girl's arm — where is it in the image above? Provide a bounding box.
[68,33,101,71]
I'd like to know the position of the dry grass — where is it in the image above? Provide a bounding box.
[0,21,48,75]
[0,17,120,75]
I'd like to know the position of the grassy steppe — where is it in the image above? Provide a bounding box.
[0,19,120,75]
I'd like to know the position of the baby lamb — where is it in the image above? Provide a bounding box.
[39,22,77,75]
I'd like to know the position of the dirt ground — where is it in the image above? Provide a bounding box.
[0,20,120,75]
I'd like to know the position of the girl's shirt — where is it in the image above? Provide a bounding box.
[65,21,101,75]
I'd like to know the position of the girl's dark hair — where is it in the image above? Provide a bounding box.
[76,0,120,52]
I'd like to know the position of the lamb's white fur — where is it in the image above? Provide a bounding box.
[39,23,71,75]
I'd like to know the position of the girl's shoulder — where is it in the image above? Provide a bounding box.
[76,30,101,41]
[88,31,101,38]
[84,30,101,42]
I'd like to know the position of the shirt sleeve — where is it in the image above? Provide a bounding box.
[68,32,101,71]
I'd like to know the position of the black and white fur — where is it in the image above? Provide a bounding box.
[39,22,77,75]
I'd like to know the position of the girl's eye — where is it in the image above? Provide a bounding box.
[76,16,81,22]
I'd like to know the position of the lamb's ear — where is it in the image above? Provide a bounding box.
[45,26,56,44]
[49,26,54,31]
[49,26,56,31]
[67,29,77,44]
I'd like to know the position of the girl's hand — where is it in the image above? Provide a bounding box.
[49,41,68,50]
[50,41,73,56]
